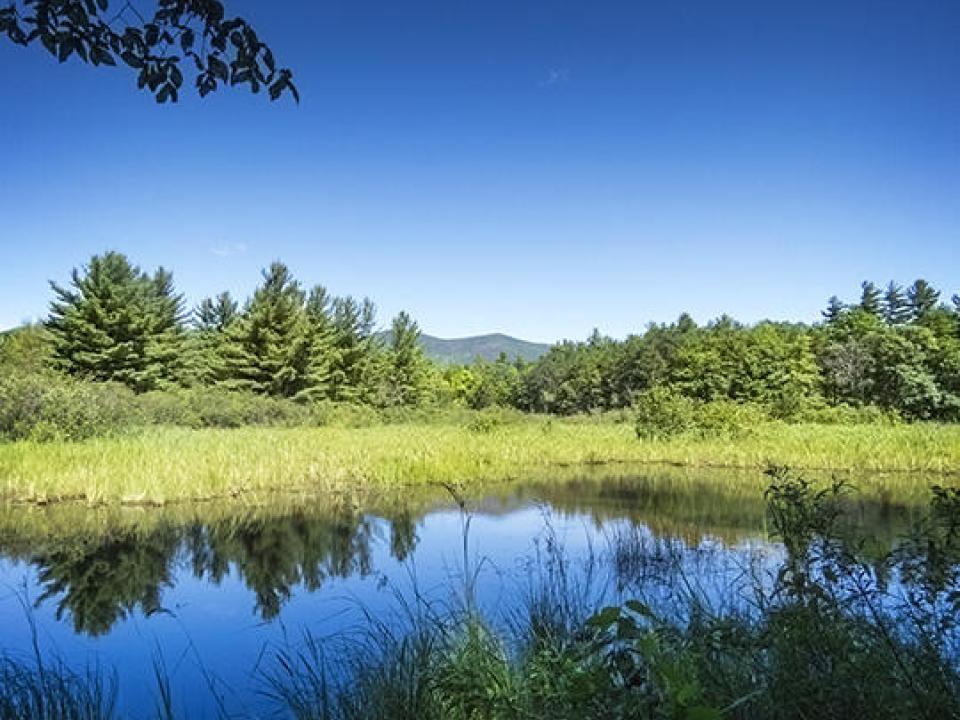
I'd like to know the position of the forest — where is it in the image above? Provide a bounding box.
[1,252,958,444]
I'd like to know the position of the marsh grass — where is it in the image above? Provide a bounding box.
[0,606,116,720]
[0,419,958,506]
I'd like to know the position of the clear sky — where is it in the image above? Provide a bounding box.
[1,0,957,342]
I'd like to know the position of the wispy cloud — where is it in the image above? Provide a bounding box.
[539,67,570,88]
[211,241,248,258]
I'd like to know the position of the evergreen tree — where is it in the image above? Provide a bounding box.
[144,267,188,384]
[187,292,239,385]
[296,285,336,402]
[219,262,312,397]
[195,292,239,332]
[907,279,940,321]
[327,297,382,403]
[822,296,845,324]
[858,281,883,317]
[46,252,184,390]
[883,281,911,325]
[385,311,428,407]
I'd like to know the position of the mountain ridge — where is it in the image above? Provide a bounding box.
[383,332,552,364]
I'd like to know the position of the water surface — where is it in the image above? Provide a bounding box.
[0,465,929,717]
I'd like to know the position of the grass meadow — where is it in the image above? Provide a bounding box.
[0,418,957,506]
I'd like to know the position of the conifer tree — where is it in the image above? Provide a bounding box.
[187,292,239,385]
[195,292,239,332]
[858,281,882,317]
[907,279,940,321]
[883,281,911,325]
[328,296,382,403]
[822,296,845,324]
[295,286,336,402]
[219,262,311,397]
[46,252,184,390]
[385,311,428,406]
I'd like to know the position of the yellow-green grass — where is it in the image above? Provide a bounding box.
[0,420,958,506]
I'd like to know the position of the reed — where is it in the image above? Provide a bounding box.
[0,419,957,506]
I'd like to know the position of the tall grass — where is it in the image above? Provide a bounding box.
[0,419,957,506]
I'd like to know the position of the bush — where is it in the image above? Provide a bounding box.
[633,387,698,439]
[465,407,524,434]
[792,403,901,426]
[634,388,768,440]
[137,388,315,429]
[0,373,138,442]
[312,402,383,428]
[694,399,768,437]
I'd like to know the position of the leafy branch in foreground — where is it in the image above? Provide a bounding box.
[0,0,297,103]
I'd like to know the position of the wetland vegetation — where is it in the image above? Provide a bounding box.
[1,253,958,505]
[0,470,958,719]
[1,255,958,718]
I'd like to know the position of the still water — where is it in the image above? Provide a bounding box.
[0,466,926,717]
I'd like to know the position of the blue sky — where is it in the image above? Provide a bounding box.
[1,0,957,342]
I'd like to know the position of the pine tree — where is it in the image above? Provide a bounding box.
[822,296,845,324]
[143,267,188,386]
[858,281,882,317]
[883,281,910,325]
[195,292,239,332]
[46,252,184,390]
[907,279,940,321]
[386,311,428,406]
[219,262,311,397]
[295,285,336,402]
[328,296,382,403]
[953,294,960,339]
[187,292,239,385]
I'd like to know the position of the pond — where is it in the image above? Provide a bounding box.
[0,465,931,718]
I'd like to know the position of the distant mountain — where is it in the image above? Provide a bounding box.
[380,332,552,364]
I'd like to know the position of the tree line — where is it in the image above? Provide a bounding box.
[42,252,432,407]
[3,252,960,424]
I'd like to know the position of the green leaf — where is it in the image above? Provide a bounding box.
[586,606,620,629]
[625,600,655,619]
[684,706,723,720]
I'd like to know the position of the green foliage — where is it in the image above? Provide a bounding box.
[0,372,137,442]
[219,262,317,399]
[136,387,316,429]
[46,252,186,392]
[335,297,386,404]
[384,312,430,407]
[12,260,960,435]
[883,281,911,325]
[0,324,52,375]
[634,388,768,440]
[0,0,297,103]
[859,280,883,317]
[907,278,940,321]
[634,387,698,439]
[821,295,845,324]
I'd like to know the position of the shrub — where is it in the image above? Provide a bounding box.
[465,407,524,434]
[138,388,314,429]
[792,403,901,426]
[0,373,138,442]
[635,388,769,440]
[694,399,768,437]
[633,387,698,439]
[313,401,383,428]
